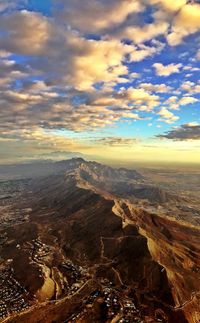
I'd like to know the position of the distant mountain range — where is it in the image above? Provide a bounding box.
[24,158,182,205]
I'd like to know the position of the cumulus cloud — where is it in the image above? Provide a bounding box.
[158,107,179,123]
[179,96,198,105]
[55,0,143,33]
[167,3,200,46]
[129,41,165,62]
[130,72,141,79]
[0,58,27,88]
[165,96,177,104]
[153,63,182,76]
[118,87,160,110]
[119,22,169,45]
[69,39,131,90]
[0,11,51,55]
[180,81,200,94]
[0,10,133,90]
[149,0,186,12]
[164,96,179,110]
[0,0,199,154]
[1,85,147,137]
[139,82,172,93]
[157,123,200,140]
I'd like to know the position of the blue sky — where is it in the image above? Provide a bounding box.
[0,0,200,164]
[27,0,52,14]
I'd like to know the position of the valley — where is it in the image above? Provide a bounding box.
[0,158,199,323]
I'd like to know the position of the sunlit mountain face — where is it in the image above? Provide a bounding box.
[0,0,200,165]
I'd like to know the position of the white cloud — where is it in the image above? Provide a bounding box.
[149,0,186,12]
[158,107,179,123]
[130,72,141,79]
[129,42,165,62]
[119,22,169,44]
[140,82,172,93]
[164,96,179,110]
[179,96,198,105]
[120,87,160,110]
[180,81,200,94]
[167,3,200,46]
[165,96,177,104]
[153,62,182,76]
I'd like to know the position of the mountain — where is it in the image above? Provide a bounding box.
[27,158,181,206]
[0,158,199,323]
[0,157,184,204]
[75,159,186,205]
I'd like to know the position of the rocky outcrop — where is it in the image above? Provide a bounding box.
[112,200,200,323]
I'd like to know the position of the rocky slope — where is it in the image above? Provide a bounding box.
[0,158,199,323]
[112,200,200,323]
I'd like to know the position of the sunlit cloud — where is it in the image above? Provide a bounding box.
[153,63,182,76]
[0,0,199,163]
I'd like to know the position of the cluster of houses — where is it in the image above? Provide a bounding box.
[31,238,50,262]
[61,260,90,296]
[66,280,144,323]
[0,267,29,319]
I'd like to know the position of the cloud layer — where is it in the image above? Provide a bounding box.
[0,0,200,162]
[158,123,200,140]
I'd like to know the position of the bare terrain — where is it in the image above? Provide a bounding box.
[0,158,199,323]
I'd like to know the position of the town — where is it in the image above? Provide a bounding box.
[65,278,168,323]
[0,266,30,320]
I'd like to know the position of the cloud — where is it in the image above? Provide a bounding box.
[0,0,199,157]
[118,87,160,110]
[0,0,27,13]
[139,82,172,93]
[69,39,131,90]
[129,41,165,62]
[85,86,161,111]
[94,136,138,146]
[165,96,177,104]
[0,11,51,55]
[149,0,186,12]
[119,22,169,45]
[0,127,94,163]
[153,62,182,76]
[0,58,27,88]
[196,49,200,60]
[157,123,200,140]
[167,3,200,46]
[158,107,179,123]
[130,72,141,79]
[179,96,198,105]
[180,81,200,94]
[55,0,143,33]
[164,96,179,110]
[0,10,134,90]
[1,85,148,138]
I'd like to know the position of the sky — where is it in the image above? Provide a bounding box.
[0,0,200,165]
